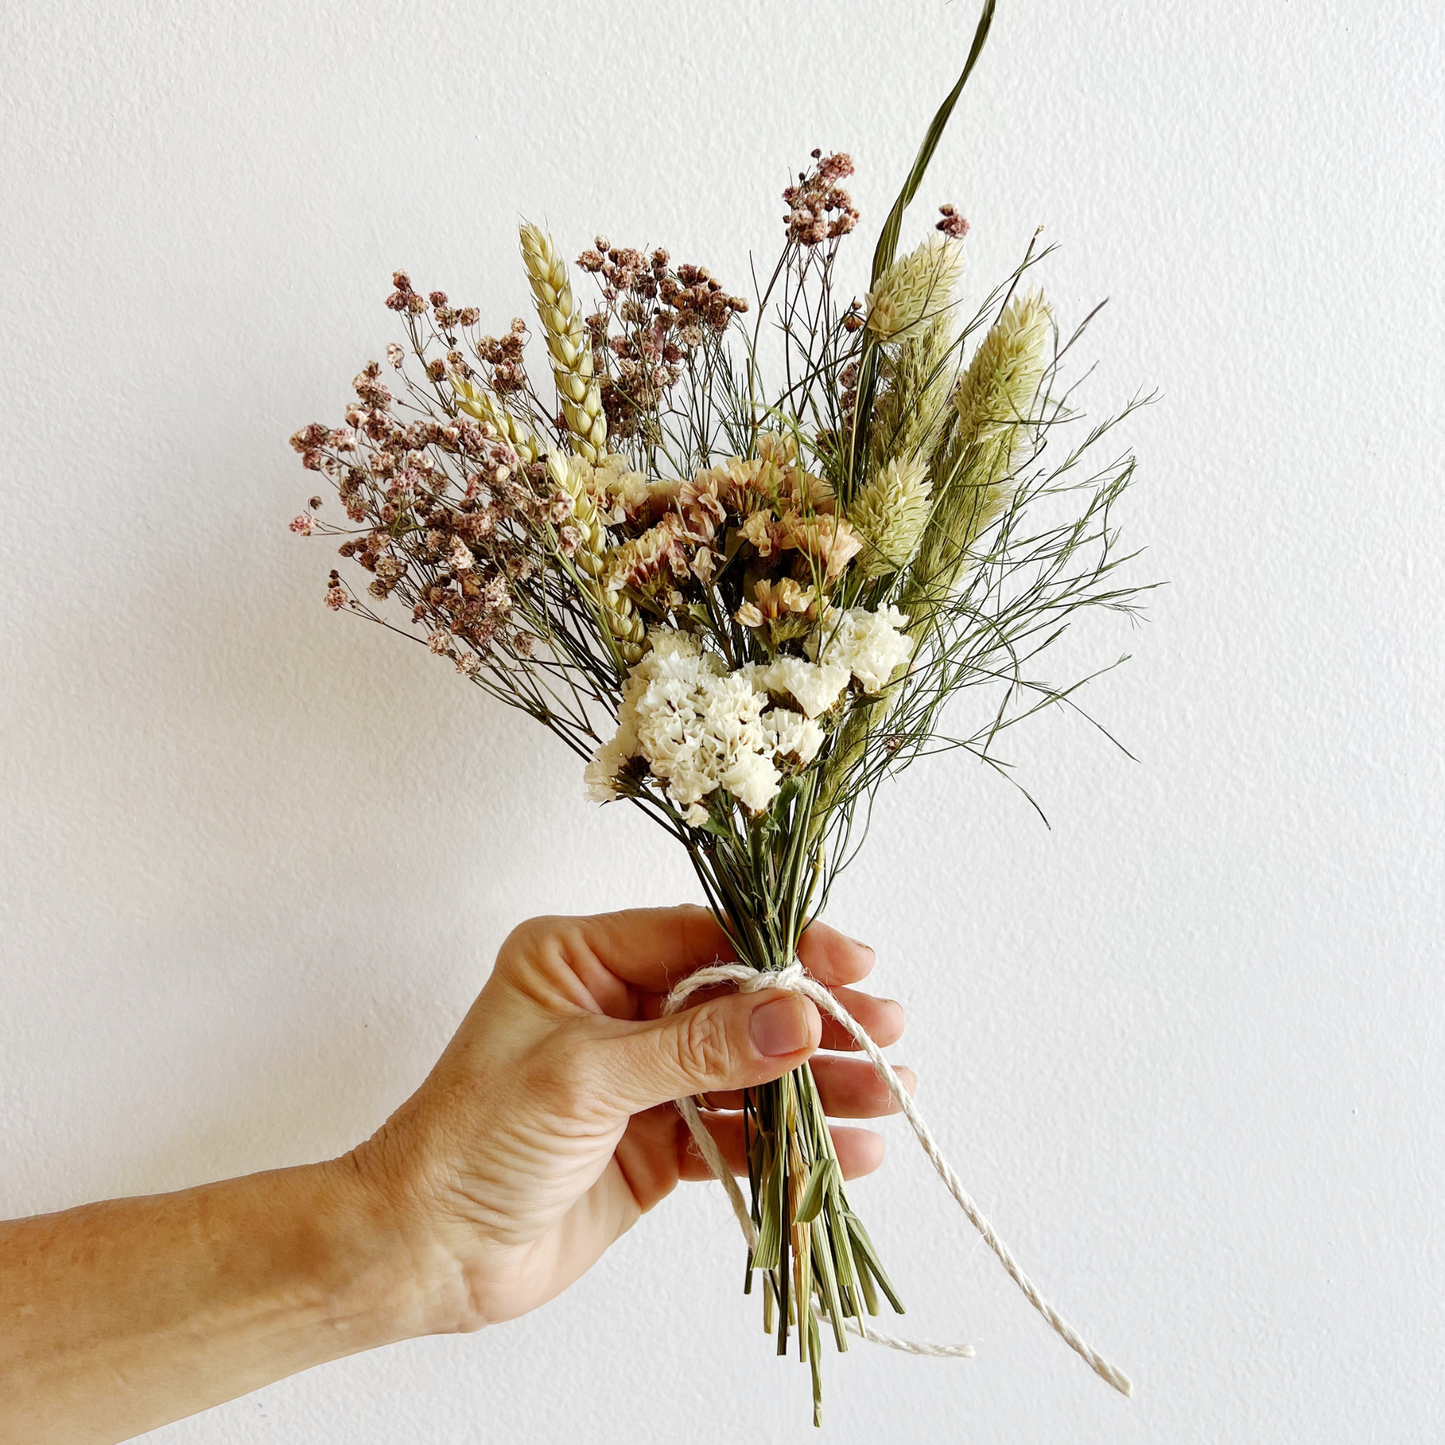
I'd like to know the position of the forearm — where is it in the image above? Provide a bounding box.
[0,1158,453,1445]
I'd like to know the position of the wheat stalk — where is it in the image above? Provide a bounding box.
[546,451,647,661]
[520,223,608,462]
[449,371,541,463]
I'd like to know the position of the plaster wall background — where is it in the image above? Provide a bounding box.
[2,2,1441,1440]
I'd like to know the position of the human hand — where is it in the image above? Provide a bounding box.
[348,904,912,1334]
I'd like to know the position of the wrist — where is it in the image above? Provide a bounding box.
[0,1158,480,1445]
[314,1150,480,1343]
[328,1127,491,1329]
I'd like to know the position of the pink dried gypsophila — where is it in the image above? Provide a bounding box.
[783,151,859,246]
[935,204,970,239]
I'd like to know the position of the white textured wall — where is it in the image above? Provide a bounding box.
[3,1,1441,1440]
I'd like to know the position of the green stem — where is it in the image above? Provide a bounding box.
[687,799,903,1426]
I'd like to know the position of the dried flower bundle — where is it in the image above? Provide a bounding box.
[288,0,1148,1422]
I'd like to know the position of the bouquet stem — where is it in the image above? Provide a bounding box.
[687,780,903,1423]
[743,1058,903,1423]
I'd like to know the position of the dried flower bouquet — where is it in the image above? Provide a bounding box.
[288,1,1145,1421]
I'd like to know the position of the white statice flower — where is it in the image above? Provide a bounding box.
[649,628,704,663]
[720,751,782,812]
[585,627,833,817]
[583,734,634,802]
[583,675,646,801]
[661,756,715,807]
[811,605,914,693]
[764,707,825,765]
[583,629,705,800]
[757,656,849,718]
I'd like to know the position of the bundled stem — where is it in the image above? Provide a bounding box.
[687,781,903,1427]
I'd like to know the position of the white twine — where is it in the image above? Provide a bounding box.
[663,959,1132,1397]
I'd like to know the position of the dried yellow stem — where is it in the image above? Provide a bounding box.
[546,451,646,661]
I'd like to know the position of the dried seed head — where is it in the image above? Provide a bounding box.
[865,235,964,342]
[935,203,970,239]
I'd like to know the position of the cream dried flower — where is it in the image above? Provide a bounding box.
[780,512,863,579]
[763,707,825,764]
[604,513,692,592]
[736,578,817,629]
[812,605,913,693]
[865,235,964,343]
[586,630,831,815]
[756,656,849,718]
[849,455,933,578]
[591,456,677,525]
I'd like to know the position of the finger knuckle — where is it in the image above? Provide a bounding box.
[499,914,565,961]
[675,1006,734,1085]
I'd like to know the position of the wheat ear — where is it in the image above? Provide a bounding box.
[519,223,608,462]
[449,372,540,464]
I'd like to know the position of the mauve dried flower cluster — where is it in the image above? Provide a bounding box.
[288,340,542,671]
[578,241,748,441]
[287,156,990,746]
[783,150,859,246]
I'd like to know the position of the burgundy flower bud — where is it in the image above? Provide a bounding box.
[935,203,970,239]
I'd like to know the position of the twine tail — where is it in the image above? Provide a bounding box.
[664,960,1133,1398]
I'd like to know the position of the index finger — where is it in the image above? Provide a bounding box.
[541,907,875,1012]
[797,920,877,987]
[545,904,738,1008]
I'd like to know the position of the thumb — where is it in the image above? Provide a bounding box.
[599,988,822,1113]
